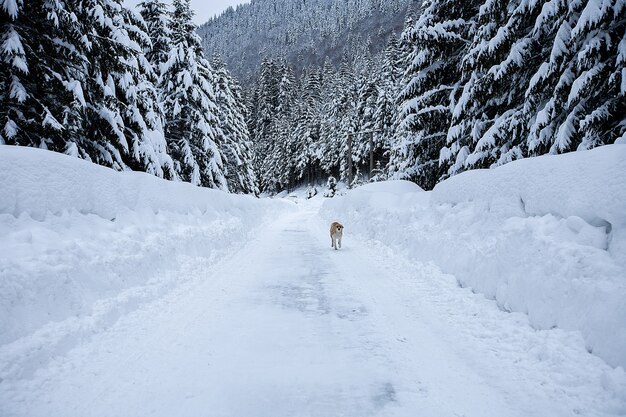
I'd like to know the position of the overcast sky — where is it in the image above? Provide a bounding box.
[124,0,250,24]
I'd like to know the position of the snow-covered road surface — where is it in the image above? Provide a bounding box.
[1,198,623,417]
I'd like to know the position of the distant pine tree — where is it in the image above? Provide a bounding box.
[251,58,280,189]
[293,68,322,183]
[373,34,401,173]
[318,59,343,176]
[212,54,258,194]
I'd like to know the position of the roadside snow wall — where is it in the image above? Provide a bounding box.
[321,145,626,369]
[0,146,291,351]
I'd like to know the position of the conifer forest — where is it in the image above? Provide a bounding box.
[2,0,625,193]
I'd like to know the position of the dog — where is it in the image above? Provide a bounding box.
[330,222,344,250]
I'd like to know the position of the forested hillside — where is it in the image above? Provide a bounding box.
[198,0,415,85]
[2,0,624,195]
[233,0,625,192]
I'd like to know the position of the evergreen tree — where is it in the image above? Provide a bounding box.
[252,57,280,188]
[293,67,322,183]
[1,0,83,151]
[318,59,343,176]
[138,0,172,71]
[372,34,401,173]
[352,62,378,172]
[120,7,176,179]
[269,63,298,190]
[161,0,227,188]
[390,0,477,189]
[526,0,626,154]
[1,0,175,179]
[444,0,549,175]
[212,54,258,194]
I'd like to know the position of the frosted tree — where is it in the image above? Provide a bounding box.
[139,0,172,72]
[0,0,83,150]
[526,0,626,154]
[372,34,401,173]
[390,0,477,189]
[442,0,542,175]
[292,67,322,183]
[335,57,359,182]
[120,7,177,179]
[267,63,297,191]
[160,0,227,188]
[212,54,258,194]
[318,58,344,175]
[1,0,175,179]
[352,59,379,173]
[251,58,280,182]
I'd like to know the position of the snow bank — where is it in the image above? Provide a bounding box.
[0,146,265,220]
[432,146,626,229]
[321,145,626,369]
[0,146,292,361]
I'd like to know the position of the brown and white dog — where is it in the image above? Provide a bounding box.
[330,222,344,250]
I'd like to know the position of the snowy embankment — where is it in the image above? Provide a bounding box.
[321,145,626,369]
[0,146,291,379]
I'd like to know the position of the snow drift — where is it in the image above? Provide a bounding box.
[0,146,291,379]
[0,146,262,221]
[321,145,626,369]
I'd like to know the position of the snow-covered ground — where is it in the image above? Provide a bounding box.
[1,146,625,416]
[322,145,626,370]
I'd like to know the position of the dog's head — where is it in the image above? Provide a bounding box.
[334,223,344,234]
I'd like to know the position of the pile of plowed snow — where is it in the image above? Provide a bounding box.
[0,146,292,353]
[322,145,626,369]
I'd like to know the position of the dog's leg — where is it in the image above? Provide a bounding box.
[338,237,342,249]
[331,237,334,249]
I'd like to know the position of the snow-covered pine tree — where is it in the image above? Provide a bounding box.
[2,0,175,179]
[292,67,322,183]
[390,0,477,189]
[0,0,83,150]
[372,34,401,175]
[211,54,258,194]
[160,0,227,188]
[268,62,297,191]
[352,57,379,176]
[526,0,626,154]
[120,6,177,179]
[335,56,359,182]
[138,0,171,72]
[318,58,344,176]
[251,57,280,189]
[444,0,553,177]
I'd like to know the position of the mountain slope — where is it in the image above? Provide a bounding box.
[198,0,416,84]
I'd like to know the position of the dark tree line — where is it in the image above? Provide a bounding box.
[1,0,257,194]
[3,0,624,195]
[240,0,625,192]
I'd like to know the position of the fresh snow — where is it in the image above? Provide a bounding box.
[1,146,626,416]
[324,145,626,370]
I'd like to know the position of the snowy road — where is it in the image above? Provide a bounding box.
[1,198,622,417]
